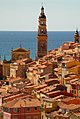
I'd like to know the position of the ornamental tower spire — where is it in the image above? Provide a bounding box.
[37,6,48,58]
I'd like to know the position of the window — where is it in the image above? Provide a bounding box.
[72,85,76,89]
[3,107,10,113]
[14,108,18,112]
[27,107,30,111]
[72,90,76,94]
[34,107,37,110]
[8,108,10,113]
[41,104,44,108]
[62,63,65,68]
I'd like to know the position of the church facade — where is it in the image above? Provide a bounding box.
[11,47,30,62]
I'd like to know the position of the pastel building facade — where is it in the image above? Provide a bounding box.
[11,47,30,62]
[3,98,42,119]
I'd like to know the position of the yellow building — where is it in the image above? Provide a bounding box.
[62,60,80,75]
[62,60,80,85]
[11,47,30,62]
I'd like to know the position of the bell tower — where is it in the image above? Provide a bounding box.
[74,29,79,43]
[37,6,48,58]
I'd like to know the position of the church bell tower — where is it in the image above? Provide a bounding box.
[37,6,48,58]
[74,29,79,43]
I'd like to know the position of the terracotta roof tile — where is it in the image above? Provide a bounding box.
[58,101,80,110]
[34,84,47,90]
[3,98,42,108]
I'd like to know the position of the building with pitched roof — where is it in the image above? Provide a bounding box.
[3,98,42,119]
[11,47,30,62]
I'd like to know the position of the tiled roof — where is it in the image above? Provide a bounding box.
[58,97,80,110]
[7,77,22,83]
[45,78,59,83]
[3,93,25,102]
[58,101,80,110]
[38,65,47,69]
[12,47,28,52]
[3,98,42,108]
[34,84,47,90]
[62,97,74,102]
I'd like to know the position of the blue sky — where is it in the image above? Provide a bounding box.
[0,0,80,31]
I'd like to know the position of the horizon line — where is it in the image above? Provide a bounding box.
[0,30,77,32]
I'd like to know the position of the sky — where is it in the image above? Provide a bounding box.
[0,0,80,31]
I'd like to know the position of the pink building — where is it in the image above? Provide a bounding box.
[3,98,42,119]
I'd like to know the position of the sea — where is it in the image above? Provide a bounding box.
[0,31,75,60]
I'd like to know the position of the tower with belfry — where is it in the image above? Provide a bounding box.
[74,29,80,43]
[37,6,48,58]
